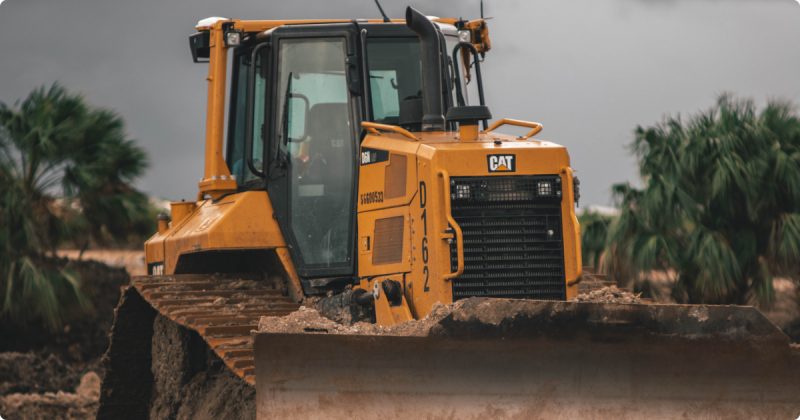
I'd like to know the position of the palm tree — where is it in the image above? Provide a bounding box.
[605,94,800,305]
[577,211,614,272]
[0,83,149,327]
[63,108,151,255]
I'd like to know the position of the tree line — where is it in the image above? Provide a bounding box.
[581,94,800,306]
[0,83,154,328]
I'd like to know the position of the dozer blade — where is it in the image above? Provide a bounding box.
[253,298,800,420]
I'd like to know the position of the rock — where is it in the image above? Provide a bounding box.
[571,286,644,304]
[76,372,101,400]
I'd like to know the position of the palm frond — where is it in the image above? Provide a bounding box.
[610,94,800,305]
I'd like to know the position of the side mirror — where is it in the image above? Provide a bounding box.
[286,93,310,142]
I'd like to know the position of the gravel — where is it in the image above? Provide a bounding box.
[258,300,466,337]
[0,372,101,420]
[571,286,644,304]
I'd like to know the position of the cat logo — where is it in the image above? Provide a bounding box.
[487,154,516,173]
[148,262,165,276]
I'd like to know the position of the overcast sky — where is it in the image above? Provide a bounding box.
[1,0,798,206]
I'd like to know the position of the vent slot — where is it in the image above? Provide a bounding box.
[384,154,407,199]
[373,216,405,265]
[449,175,567,301]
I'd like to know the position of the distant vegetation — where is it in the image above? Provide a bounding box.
[577,211,614,272]
[602,94,800,305]
[0,83,152,328]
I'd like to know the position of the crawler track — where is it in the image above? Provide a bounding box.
[131,273,301,385]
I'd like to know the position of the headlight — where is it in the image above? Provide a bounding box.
[537,181,552,197]
[225,30,242,47]
[455,184,471,200]
[458,30,472,43]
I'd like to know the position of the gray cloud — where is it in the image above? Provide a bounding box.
[1,0,798,206]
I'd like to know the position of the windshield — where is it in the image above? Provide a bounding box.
[366,36,469,128]
[366,38,422,125]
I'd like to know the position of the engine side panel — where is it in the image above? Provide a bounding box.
[145,191,287,275]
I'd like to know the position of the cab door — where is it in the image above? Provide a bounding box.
[266,24,362,278]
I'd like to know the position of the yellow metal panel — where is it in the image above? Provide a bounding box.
[145,201,204,270]
[374,291,414,327]
[156,191,285,274]
[407,155,453,319]
[357,206,411,277]
[357,274,414,326]
[357,134,420,212]
[275,248,305,302]
[560,167,583,299]
[144,232,165,274]
[199,20,235,198]
[429,142,569,178]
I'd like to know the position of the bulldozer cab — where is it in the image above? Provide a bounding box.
[225,22,470,279]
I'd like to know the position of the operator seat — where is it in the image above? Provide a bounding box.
[304,102,351,187]
[294,102,352,265]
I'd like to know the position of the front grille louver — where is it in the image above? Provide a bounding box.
[449,176,567,301]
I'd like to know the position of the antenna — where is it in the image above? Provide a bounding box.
[480,0,486,60]
[375,0,390,22]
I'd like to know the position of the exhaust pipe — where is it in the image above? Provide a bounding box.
[406,7,445,132]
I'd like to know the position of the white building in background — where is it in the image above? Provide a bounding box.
[579,205,620,217]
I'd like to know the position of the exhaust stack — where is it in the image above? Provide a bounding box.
[406,7,445,132]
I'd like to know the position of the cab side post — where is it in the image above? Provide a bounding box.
[197,20,238,200]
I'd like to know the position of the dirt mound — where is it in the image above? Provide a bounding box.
[571,286,644,304]
[0,372,100,420]
[216,280,267,290]
[56,250,146,276]
[148,313,255,420]
[0,257,131,366]
[0,352,83,396]
[784,317,800,344]
[98,289,255,420]
[258,300,466,337]
[0,258,129,419]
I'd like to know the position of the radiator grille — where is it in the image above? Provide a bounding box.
[373,216,404,265]
[449,175,566,301]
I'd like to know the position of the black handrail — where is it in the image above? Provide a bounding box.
[451,41,488,130]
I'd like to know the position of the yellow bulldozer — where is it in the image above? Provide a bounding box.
[97,6,800,420]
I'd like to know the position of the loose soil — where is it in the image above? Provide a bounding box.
[0,257,130,419]
[0,258,131,365]
[56,250,146,276]
[258,300,467,336]
[571,286,645,304]
[0,372,100,420]
[0,352,97,396]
